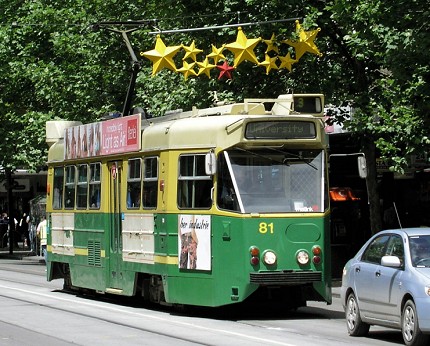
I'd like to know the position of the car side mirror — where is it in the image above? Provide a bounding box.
[381,255,402,268]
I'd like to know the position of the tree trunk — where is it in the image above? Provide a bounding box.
[361,137,382,235]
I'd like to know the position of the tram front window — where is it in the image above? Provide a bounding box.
[217,148,326,213]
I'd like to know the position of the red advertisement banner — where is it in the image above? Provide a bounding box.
[64,114,141,159]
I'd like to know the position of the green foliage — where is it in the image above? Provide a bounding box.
[0,0,429,176]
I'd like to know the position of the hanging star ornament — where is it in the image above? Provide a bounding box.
[216,60,235,80]
[263,33,279,54]
[182,40,203,61]
[177,61,197,80]
[259,54,279,74]
[207,44,226,64]
[197,57,216,78]
[285,20,322,61]
[278,52,296,72]
[225,27,261,67]
[140,35,181,76]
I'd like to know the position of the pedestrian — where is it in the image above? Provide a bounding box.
[28,215,37,254]
[36,215,47,263]
[18,213,30,249]
[13,215,19,248]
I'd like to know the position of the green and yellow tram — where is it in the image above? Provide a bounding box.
[45,94,331,308]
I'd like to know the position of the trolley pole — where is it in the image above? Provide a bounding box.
[92,20,155,117]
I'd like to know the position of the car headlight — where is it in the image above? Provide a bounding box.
[342,267,347,277]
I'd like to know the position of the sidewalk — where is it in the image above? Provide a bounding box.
[0,242,45,264]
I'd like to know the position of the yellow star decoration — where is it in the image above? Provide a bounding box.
[140,35,181,76]
[177,61,197,81]
[225,27,261,67]
[285,20,322,61]
[259,54,279,75]
[197,57,216,79]
[263,33,279,54]
[139,22,321,79]
[278,52,296,72]
[206,44,226,64]
[182,40,203,61]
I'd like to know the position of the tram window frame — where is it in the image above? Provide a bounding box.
[53,166,64,210]
[89,162,101,209]
[64,165,76,209]
[77,164,88,209]
[127,158,142,209]
[178,154,212,209]
[143,156,158,209]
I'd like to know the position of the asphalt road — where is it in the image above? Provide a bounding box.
[0,256,405,346]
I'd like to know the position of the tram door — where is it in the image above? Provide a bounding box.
[108,161,123,290]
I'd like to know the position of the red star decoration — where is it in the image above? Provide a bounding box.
[216,61,235,80]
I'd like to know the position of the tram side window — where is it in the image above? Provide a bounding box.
[178,155,212,209]
[89,163,101,209]
[143,157,158,209]
[53,167,64,209]
[65,165,76,209]
[77,164,88,209]
[127,158,141,209]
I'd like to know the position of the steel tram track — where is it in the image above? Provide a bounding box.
[0,287,212,346]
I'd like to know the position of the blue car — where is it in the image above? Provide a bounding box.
[341,228,430,346]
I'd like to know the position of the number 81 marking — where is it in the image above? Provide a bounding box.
[259,222,274,234]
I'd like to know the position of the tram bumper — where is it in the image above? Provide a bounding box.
[248,270,330,305]
[250,270,322,285]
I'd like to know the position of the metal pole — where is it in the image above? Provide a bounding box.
[148,17,301,35]
[95,26,143,117]
[6,169,14,254]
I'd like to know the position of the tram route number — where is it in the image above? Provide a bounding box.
[258,222,274,234]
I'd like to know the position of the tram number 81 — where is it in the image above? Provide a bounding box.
[259,222,274,234]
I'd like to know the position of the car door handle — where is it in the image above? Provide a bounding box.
[355,267,360,273]
[375,270,381,277]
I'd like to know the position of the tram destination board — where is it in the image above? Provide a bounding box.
[245,121,316,139]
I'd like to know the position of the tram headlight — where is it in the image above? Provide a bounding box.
[296,250,310,265]
[263,250,277,265]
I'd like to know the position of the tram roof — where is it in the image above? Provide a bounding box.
[46,94,326,163]
[140,112,324,152]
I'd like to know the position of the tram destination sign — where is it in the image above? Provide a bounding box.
[245,121,316,140]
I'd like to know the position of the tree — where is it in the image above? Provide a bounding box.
[1,0,429,235]
[0,0,140,172]
[312,0,430,233]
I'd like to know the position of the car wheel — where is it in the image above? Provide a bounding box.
[402,300,430,346]
[346,292,369,336]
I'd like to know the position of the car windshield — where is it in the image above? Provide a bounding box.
[217,148,328,213]
[409,235,430,267]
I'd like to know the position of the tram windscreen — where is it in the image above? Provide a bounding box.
[217,148,327,213]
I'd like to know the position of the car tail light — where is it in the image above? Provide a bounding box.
[250,246,260,266]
